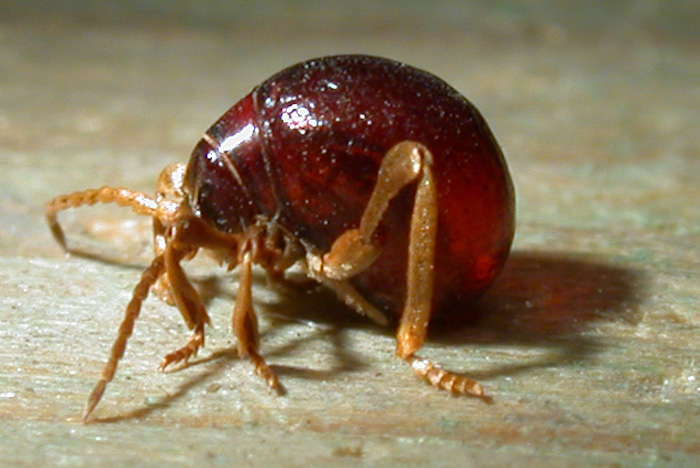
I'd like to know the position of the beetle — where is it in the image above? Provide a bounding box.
[46,55,515,420]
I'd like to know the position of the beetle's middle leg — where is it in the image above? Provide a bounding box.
[318,141,488,400]
[233,247,281,392]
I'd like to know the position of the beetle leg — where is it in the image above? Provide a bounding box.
[304,255,390,326]
[309,141,432,324]
[157,242,212,370]
[320,141,428,280]
[392,142,437,360]
[318,142,430,284]
[389,143,489,401]
[405,355,488,400]
[151,217,199,309]
[158,323,206,372]
[83,254,166,421]
[151,218,177,305]
[234,248,281,392]
[320,141,489,400]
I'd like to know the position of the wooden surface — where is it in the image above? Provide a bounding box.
[1,1,698,466]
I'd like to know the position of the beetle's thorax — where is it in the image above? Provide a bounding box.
[183,94,273,235]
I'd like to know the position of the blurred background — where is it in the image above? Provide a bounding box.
[2,1,697,244]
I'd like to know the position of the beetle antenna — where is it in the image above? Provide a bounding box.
[46,187,159,251]
[83,253,166,422]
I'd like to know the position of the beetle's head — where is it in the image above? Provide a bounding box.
[150,162,191,253]
[155,162,188,216]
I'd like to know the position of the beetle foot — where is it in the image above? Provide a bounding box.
[159,330,205,371]
[247,350,284,395]
[406,355,492,403]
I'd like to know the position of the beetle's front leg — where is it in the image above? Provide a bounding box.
[158,243,211,370]
[152,218,177,305]
[318,141,489,400]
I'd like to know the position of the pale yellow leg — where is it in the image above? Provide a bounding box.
[319,141,488,400]
[233,249,281,391]
[152,218,176,305]
[158,243,211,370]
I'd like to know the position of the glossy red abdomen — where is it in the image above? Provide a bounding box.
[185,55,515,318]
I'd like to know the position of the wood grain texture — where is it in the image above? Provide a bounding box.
[1,2,697,466]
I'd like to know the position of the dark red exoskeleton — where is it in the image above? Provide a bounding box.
[46,55,515,420]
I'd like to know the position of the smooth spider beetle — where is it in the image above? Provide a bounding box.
[46,55,515,420]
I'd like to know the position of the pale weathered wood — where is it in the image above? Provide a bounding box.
[0,3,698,467]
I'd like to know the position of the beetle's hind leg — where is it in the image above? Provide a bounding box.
[318,141,489,401]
